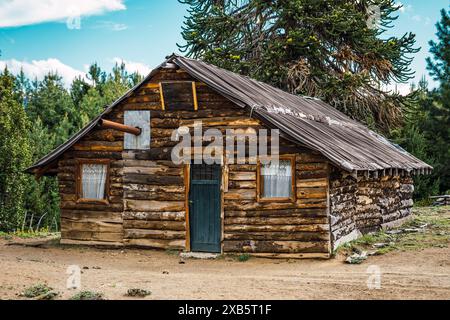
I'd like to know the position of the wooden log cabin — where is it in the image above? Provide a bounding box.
[27,54,432,259]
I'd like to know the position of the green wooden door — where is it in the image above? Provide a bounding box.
[189,164,222,253]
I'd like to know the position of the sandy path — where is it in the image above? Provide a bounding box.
[0,239,449,300]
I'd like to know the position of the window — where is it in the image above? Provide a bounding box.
[76,160,110,203]
[257,156,296,202]
[124,110,150,150]
[160,81,198,111]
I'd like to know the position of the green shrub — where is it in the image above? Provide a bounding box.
[125,288,152,297]
[23,284,53,298]
[70,291,104,300]
[237,254,251,262]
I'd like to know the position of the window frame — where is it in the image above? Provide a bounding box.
[256,155,296,203]
[159,81,199,111]
[75,159,111,204]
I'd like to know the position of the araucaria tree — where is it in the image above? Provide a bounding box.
[179,0,419,131]
[0,68,31,231]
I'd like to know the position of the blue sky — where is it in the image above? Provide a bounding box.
[0,0,448,93]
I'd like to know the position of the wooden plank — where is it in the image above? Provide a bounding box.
[123,184,184,193]
[192,82,198,111]
[60,239,124,247]
[61,220,122,233]
[184,164,191,252]
[60,210,123,222]
[225,216,328,225]
[159,82,165,110]
[125,200,185,212]
[60,201,123,212]
[223,240,329,253]
[224,231,329,241]
[123,166,182,176]
[123,211,185,221]
[72,141,123,152]
[297,178,328,188]
[297,187,327,199]
[228,181,257,189]
[61,230,123,242]
[229,172,256,181]
[123,238,185,250]
[123,220,185,231]
[224,208,328,218]
[124,229,185,240]
[224,224,329,232]
[123,173,183,185]
[223,189,256,200]
[124,190,184,201]
[297,170,328,179]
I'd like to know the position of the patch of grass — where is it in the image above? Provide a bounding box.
[165,249,180,256]
[22,284,56,299]
[237,254,251,262]
[0,229,58,239]
[70,291,105,300]
[337,206,450,257]
[125,288,152,298]
[414,198,434,207]
[0,232,13,240]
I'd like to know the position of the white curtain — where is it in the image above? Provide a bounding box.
[261,160,292,198]
[82,164,107,199]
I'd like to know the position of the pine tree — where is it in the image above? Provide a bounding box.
[392,8,450,199]
[424,8,450,194]
[27,73,78,137]
[179,0,419,131]
[427,8,450,87]
[0,68,32,231]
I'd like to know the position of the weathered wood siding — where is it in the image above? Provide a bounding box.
[329,167,414,249]
[57,67,332,256]
[58,107,125,246]
[223,152,331,258]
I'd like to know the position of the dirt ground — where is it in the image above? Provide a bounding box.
[0,238,448,300]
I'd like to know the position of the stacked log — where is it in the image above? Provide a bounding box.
[122,156,186,250]
[329,170,358,246]
[329,168,414,249]
[57,67,333,257]
[223,152,331,258]
[59,109,125,246]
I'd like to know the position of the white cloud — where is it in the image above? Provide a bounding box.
[112,57,151,76]
[0,58,86,87]
[0,0,126,28]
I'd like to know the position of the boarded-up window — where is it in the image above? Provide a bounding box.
[161,81,197,110]
[124,110,150,150]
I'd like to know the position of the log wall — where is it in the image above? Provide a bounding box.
[58,107,125,246]
[57,67,415,257]
[329,167,414,249]
[223,153,331,258]
[57,68,333,257]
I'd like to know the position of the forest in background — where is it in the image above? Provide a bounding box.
[0,63,142,232]
[0,1,448,232]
